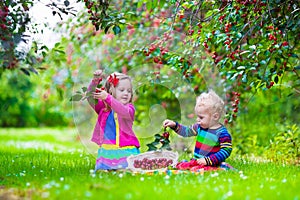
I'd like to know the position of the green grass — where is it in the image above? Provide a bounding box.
[1,128,300,200]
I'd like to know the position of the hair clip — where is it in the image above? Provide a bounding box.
[108,74,119,87]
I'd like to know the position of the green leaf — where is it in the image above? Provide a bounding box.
[290,53,299,58]
[154,134,161,139]
[159,0,166,7]
[147,143,157,151]
[137,1,144,8]
[152,0,158,8]
[242,74,247,83]
[112,25,121,35]
[274,75,279,84]
[260,60,267,65]
[104,26,110,34]
[64,0,70,7]
[82,87,87,92]
[275,58,281,63]
[146,1,152,10]
[20,68,30,76]
[70,94,82,101]
[161,142,172,150]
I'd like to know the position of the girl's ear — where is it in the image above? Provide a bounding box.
[109,87,115,96]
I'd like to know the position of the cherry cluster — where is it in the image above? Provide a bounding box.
[83,0,109,30]
[224,91,241,124]
[70,75,105,103]
[146,129,171,151]
[0,6,9,41]
[133,158,173,170]
[0,5,19,69]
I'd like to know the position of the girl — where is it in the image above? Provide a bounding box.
[88,70,140,171]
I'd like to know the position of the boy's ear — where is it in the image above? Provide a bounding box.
[213,113,220,120]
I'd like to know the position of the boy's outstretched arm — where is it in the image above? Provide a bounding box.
[163,119,198,137]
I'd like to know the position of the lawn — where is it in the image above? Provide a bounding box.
[0,128,299,199]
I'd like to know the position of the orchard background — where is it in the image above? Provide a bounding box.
[1,0,300,199]
[1,0,299,165]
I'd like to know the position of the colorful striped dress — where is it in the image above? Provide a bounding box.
[95,111,140,171]
[174,123,232,166]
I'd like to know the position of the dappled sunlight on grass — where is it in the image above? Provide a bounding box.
[0,128,300,199]
[3,140,73,152]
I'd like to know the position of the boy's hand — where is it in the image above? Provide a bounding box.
[196,158,207,165]
[163,119,176,128]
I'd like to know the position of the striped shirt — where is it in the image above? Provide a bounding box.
[174,123,232,166]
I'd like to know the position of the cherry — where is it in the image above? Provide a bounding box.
[95,86,105,93]
[282,41,288,46]
[162,131,169,139]
[153,57,160,63]
[188,29,194,35]
[224,118,229,124]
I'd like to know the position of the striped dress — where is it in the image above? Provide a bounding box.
[174,123,232,166]
[95,111,140,171]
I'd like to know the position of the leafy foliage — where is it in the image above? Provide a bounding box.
[0,0,75,75]
[2,0,299,123]
[146,128,172,151]
[266,124,300,164]
[0,72,69,127]
[78,0,300,123]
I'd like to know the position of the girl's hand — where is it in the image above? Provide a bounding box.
[92,69,103,83]
[93,69,103,77]
[163,119,176,128]
[93,88,108,100]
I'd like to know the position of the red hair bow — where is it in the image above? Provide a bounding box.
[108,74,119,87]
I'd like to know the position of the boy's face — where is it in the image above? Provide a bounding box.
[114,79,132,105]
[195,105,213,129]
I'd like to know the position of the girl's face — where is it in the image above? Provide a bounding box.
[195,105,219,129]
[114,79,132,105]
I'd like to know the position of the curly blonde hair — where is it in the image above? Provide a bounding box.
[195,89,225,118]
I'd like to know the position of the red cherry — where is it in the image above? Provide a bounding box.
[162,131,169,139]
[188,29,194,35]
[153,57,159,63]
[282,41,289,46]
[224,119,229,124]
